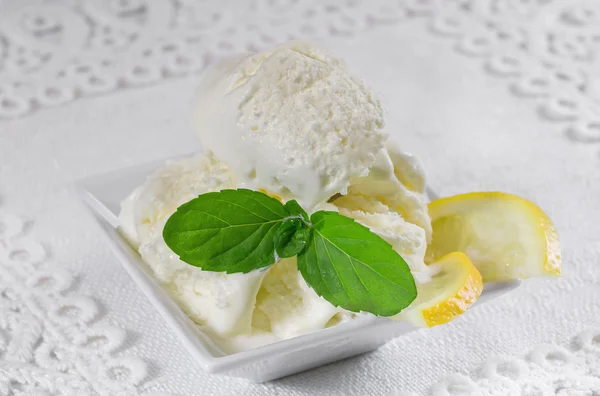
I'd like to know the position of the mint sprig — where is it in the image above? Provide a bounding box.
[163,189,417,316]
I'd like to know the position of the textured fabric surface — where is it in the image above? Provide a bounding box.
[1,1,599,395]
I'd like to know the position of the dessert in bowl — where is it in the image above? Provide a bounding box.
[81,41,560,381]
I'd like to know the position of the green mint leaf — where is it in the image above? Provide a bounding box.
[274,199,311,258]
[284,200,309,222]
[163,189,288,273]
[297,211,417,316]
[275,217,312,258]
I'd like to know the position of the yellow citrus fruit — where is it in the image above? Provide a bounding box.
[398,251,483,327]
[426,192,561,281]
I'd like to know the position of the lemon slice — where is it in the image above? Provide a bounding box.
[426,192,561,281]
[399,251,483,327]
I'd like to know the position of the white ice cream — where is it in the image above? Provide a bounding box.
[119,154,266,337]
[192,41,385,210]
[253,257,350,340]
[120,41,432,353]
[119,148,431,350]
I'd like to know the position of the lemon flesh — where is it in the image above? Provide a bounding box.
[398,251,483,327]
[426,192,561,282]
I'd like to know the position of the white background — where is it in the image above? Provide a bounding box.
[1,4,600,395]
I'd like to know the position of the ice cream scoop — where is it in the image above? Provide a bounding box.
[119,154,266,337]
[192,41,386,210]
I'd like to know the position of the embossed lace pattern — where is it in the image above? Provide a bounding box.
[0,0,599,142]
[0,211,161,396]
[427,330,600,395]
[1,1,599,395]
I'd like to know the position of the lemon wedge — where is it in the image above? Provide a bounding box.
[426,192,561,281]
[398,251,483,327]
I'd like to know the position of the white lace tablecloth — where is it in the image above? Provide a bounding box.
[1,1,599,395]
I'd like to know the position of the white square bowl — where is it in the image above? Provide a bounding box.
[75,157,520,383]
